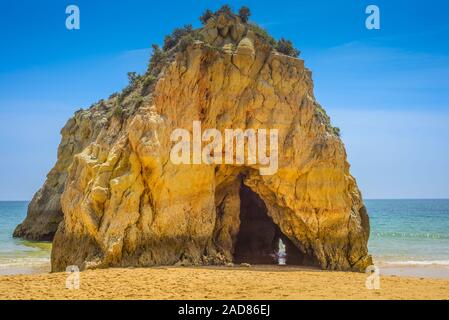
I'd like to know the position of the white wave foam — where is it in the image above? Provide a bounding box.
[382,260,449,266]
[0,257,50,268]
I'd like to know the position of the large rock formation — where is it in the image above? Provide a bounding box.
[15,11,372,272]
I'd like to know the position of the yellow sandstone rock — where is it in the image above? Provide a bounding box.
[16,12,372,272]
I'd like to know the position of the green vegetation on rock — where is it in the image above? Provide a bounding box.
[248,22,276,47]
[200,9,214,25]
[163,24,194,51]
[108,5,303,119]
[275,38,300,58]
[238,6,251,23]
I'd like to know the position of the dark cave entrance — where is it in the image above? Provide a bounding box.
[233,184,305,265]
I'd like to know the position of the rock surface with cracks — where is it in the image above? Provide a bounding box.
[15,12,372,272]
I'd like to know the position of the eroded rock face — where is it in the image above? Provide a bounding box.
[17,13,372,271]
[13,106,108,241]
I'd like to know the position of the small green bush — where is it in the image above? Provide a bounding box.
[238,6,251,23]
[333,127,341,137]
[127,72,140,86]
[275,38,300,57]
[200,9,214,24]
[176,31,204,52]
[163,35,176,51]
[148,44,165,74]
[113,104,123,118]
[116,71,142,99]
[216,4,232,16]
[142,74,157,88]
[248,23,276,47]
[116,92,125,104]
[192,30,205,42]
[178,35,195,52]
[163,25,194,51]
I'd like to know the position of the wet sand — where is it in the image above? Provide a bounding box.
[1,265,449,300]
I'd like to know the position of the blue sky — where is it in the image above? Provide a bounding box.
[1,0,449,200]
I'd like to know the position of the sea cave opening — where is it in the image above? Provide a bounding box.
[233,184,306,265]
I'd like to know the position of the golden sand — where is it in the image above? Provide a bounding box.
[1,266,448,300]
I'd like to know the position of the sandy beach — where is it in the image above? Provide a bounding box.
[1,266,448,300]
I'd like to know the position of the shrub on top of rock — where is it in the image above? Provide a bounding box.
[238,6,251,23]
[149,5,300,84]
[200,9,214,25]
[112,104,123,119]
[178,34,196,52]
[275,38,300,58]
[197,5,300,58]
[163,24,194,51]
[248,23,276,47]
[216,4,232,16]
[148,44,164,73]
[127,72,140,86]
[333,127,341,137]
[200,5,251,24]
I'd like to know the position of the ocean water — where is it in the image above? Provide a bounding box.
[367,199,449,278]
[0,200,448,277]
[0,201,51,275]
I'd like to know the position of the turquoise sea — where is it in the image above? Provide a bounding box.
[367,199,449,278]
[0,200,448,277]
[0,202,51,275]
